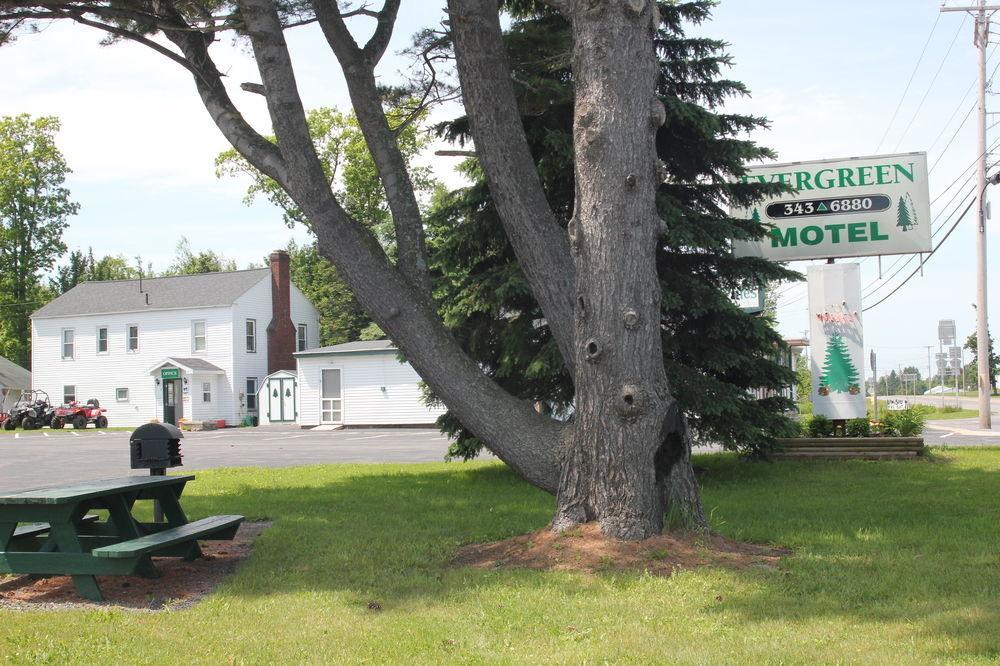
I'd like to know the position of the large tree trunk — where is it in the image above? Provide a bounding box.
[551,0,705,540]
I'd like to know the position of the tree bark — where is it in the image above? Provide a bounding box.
[551,0,705,540]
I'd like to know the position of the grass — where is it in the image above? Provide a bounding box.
[2,450,1000,663]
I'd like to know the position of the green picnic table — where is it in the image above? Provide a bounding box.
[0,475,242,601]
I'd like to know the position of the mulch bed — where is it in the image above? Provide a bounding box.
[452,522,790,576]
[0,521,269,611]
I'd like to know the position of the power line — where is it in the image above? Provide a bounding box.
[863,197,975,312]
[893,14,968,152]
[875,12,942,153]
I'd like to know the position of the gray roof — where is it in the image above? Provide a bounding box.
[0,355,30,389]
[32,268,271,319]
[295,339,396,356]
[167,357,226,373]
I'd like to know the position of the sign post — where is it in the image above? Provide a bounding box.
[808,263,866,420]
[871,350,878,422]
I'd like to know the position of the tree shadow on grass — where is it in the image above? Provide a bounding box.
[695,451,1000,661]
[178,455,1000,660]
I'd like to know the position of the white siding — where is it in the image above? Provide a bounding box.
[231,277,320,422]
[31,306,236,427]
[296,352,446,426]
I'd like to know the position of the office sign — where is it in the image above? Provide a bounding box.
[733,152,931,261]
[809,263,866,419]
[160,368,180,380]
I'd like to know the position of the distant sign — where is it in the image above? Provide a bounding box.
[734,287,765,314]
[885,398,908,411]
[938,319,956,345]
[732,152,931,261]
[160,368,180,380]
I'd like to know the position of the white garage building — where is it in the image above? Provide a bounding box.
[289,340,446,427]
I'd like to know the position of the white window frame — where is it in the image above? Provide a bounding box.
[126,324,139,352]
[202,381,212,403]
[63,385,76,405]
[246,319,257,353]
[246,377,258,411]
[116,387,129,402]
[297,324,308,352]
[192,320,207,353]
[96,326,109,354]
[61,328,75,360]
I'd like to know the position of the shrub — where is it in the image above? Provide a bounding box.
[882,408,926,437]
[846,418,872,438]
[806,414,833,438]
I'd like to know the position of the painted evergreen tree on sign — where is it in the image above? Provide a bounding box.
[751,208,761,224]
[818,334,860,394]
[896,196,913,231]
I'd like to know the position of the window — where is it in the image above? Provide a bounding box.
[96,326,108,354]
[192,320,206,352]
[297,324,308,352]
[116,388,129,402]
[246,319,257,353]
[63,385,76,405]
[246,377,258,411]
[127,324,139,352]
[61,329,74,359]
[202,382,212,403]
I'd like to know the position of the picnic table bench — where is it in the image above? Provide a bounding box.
[0,475,242,601]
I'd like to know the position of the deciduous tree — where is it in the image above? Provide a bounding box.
[0,114,78,368]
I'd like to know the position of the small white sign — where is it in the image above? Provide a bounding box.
[809,263,866,419]
[885,398,908,411]
[733,152,931,261]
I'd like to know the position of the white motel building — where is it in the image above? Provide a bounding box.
[31,251,320,428]
[30,250,446,429]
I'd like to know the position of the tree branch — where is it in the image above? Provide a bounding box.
[311,0,431,293]
[447,0,578,372]
[237,0,562,492]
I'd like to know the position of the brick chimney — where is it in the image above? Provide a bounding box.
[267,250,297,373]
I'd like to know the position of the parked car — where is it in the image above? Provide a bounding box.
[923,385,949,395]
[51,399,108,429]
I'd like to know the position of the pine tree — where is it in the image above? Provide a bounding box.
[819,335,860,393]
[896,196,913,231]
[428,1,800,459]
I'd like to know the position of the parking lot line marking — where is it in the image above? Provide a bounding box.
[70,431,79,436]
[940,432,955,438]
[14,433,19,439]
[42,432,49,438]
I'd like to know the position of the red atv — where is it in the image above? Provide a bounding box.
[52,399,108,430]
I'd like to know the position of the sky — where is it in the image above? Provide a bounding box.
[0,1,995,381]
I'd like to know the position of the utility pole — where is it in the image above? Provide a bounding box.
[925,345,933,393]
[942,0,997,429]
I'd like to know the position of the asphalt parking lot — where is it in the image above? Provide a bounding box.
[2,418,996,494]
[0,426,453,492]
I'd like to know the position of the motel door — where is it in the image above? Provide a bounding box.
[320,369,343,424]
[162,380,180,426]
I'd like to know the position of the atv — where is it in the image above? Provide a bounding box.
[4,390,55,430]
[52,398,108,429]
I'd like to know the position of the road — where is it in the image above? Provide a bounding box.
[883,393,1000,412]
[0,426,453,493]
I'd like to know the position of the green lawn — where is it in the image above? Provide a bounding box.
[2,450,1000,663]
